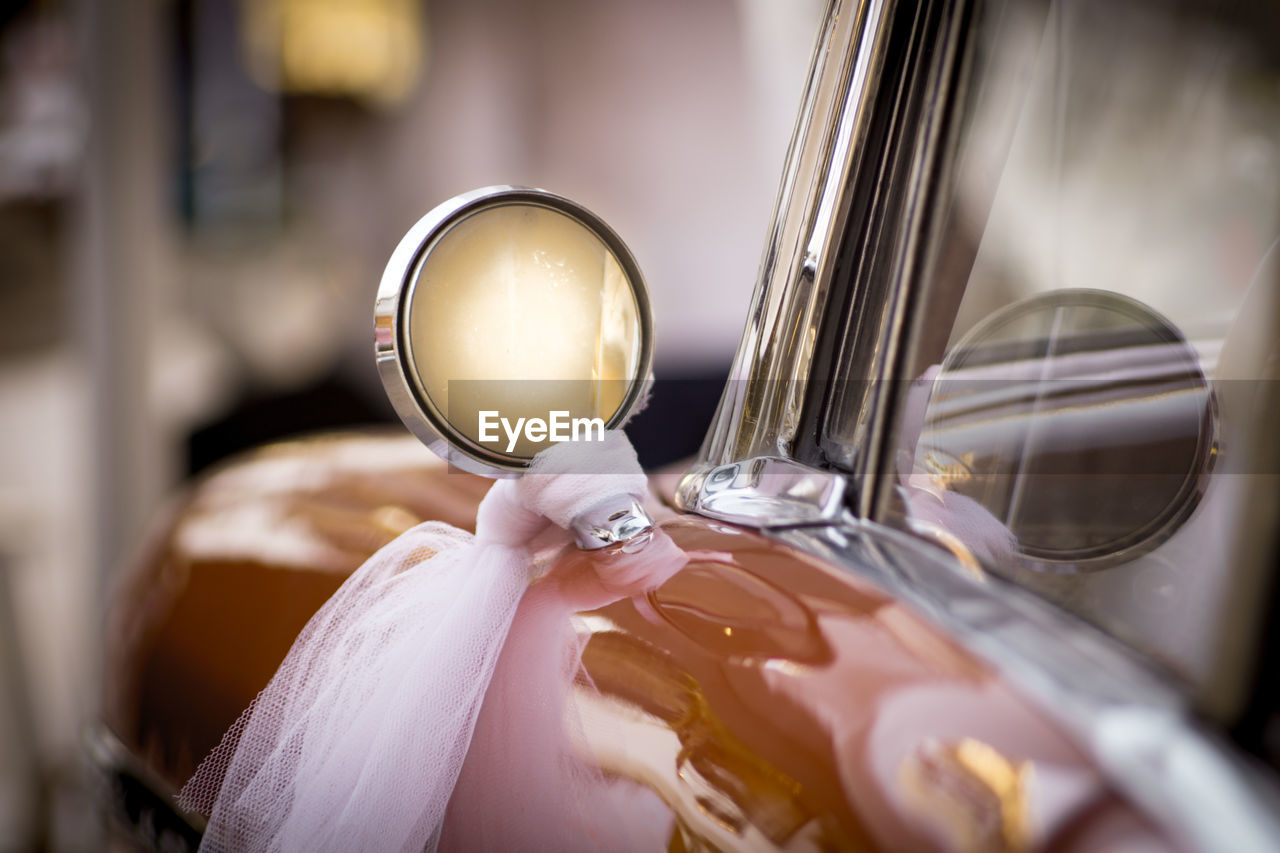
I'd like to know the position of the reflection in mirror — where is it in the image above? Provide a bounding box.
[376,188,653,476]
[912,290,1216,569]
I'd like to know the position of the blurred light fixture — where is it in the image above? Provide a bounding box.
[241,0,424,106]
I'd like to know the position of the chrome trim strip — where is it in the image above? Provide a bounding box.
[772,520,1280,853]
[796,0,978,518]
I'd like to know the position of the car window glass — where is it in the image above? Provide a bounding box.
[850,0,1280,696]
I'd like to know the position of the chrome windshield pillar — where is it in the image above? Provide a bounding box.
[679,0,971,526]
[688,0,896,478]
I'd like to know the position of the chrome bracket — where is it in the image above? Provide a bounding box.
[676,456,849,528]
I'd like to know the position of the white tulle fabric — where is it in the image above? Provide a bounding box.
[179,431,686,852]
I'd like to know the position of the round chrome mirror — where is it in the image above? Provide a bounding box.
[375,187,654,477]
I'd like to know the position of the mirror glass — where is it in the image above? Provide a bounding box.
[379,189,651,474]
[914,290,1216,568]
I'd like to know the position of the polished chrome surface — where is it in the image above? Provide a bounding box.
[686,0,894,478]
[570,495,655,551]
[773,519,1280,853]
[815,0,977,519]
[679,0,975,528]
[678,456,849,528]
[374,185,654,479]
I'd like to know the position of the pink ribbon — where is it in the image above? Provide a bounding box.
[181,432,686,852]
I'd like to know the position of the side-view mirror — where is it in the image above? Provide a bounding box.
[374,186,654,478]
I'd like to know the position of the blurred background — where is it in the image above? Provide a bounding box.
[0,0,822,847]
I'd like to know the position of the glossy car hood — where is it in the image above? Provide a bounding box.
[101,431,1167,851]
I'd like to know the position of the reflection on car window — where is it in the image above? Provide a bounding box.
[850,0,1280,692]
[906,289,1215,569]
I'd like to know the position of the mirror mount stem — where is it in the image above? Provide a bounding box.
[570,496,655,551]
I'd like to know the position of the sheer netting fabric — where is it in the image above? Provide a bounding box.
[179,431,686,852]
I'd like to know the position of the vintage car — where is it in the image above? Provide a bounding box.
[94,0,1280,849]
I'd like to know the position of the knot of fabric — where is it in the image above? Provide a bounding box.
[514,430,649,528]
[473,481,547,549]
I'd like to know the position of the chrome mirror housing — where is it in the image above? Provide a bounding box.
[374,186,655,479]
